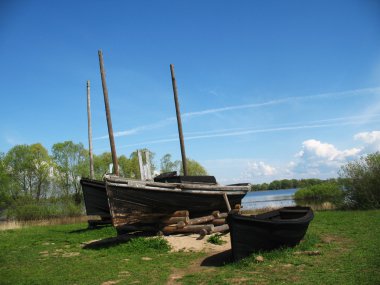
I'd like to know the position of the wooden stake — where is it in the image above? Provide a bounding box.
[223,193,232,212]
[137,150,145,180]
[86,80,94,179]
[170,64,188,176]
[98,50,119,176]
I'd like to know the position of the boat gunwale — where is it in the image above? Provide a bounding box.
[106,181,248,195]
[228,208,314,225]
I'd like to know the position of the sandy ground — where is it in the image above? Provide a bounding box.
[163,233,231,252]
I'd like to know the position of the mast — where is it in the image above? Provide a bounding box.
[86,80,94,179]
[98,50,119,176]
[170,64,188,176]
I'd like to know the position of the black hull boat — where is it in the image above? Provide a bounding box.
[227,206,314,261]
[80,178,112,226]
[105,175,250,234]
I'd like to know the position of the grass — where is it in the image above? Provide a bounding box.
[207,234,226,245]
[1,210,379,284]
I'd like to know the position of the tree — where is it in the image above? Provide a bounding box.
[4,145,33,197]
[339,152,380,209]
[0,153,11,208]
[29,143,52,200]
[4,144,52,200]
[160,154,180,173]
[180,158,208,176]
[93,152,112,179]
[51,141,88,203]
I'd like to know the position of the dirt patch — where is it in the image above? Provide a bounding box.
[101,280,121,285]
[164,233,230,252]
[166,233,231,284]
[167,256,217,285]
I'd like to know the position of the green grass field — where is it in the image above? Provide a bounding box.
[0,210,379,285]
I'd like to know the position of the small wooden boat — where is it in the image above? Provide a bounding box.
[80,178,112,227]
[105,174,250,234]
[227,206,314,261]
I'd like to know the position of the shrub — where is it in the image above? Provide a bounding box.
[207,234,226,245]
[6,197,84,221]
[339,152,380,209]
[294,182,344,205]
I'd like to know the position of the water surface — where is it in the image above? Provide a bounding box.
[242,188,298,210]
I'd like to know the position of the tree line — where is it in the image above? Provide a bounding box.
[250,178,342,191]
[0,141,207,213]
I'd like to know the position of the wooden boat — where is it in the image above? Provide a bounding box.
[227,206,314,261]
[80,178,112,226]
[105,174,250,234]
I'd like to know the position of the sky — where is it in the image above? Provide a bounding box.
[1,0,380,184]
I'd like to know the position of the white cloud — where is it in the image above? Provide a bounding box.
[297,139,361,162]
[354,131,380,153]
[245,161,277,177]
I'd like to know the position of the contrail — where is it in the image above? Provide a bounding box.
[112,114,380,150]
[94,86,380,140]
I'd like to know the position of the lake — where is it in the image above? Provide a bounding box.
[242,188,298,210]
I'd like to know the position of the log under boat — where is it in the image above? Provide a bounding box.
[80,178,112,226]
[227,206,314,261]
[105,175,250,234]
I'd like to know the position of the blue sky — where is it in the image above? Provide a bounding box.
[1,0,380,183]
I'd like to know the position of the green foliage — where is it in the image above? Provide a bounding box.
[339,152,380,209]
[6,197,84,221]
[251,178,330,191]
[180,158,208,176]
[207,234,226,245]
[160,153,180,173]
[294,182,344,204]
[52,141,88,203]
[4,144,52,200]
[125,237,171,252]
[0,153,11,209]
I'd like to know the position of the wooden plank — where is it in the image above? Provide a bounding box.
[211,224,229,233]
[187,215,215,225]
[212,218,226,226]
[162,224,214,235]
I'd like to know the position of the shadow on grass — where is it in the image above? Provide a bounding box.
[69,225,111,234]
[82,231,157,250]
[201,249,233,267]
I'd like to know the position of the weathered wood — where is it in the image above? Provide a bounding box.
[212,211,228,218]
[223,193,232,212]
[145,151,152,180]
[211,224,229,233]
[212,218,226,226]
[86,80,94,179]
[161,216,190,225]
[212,210,220,217]
[176,221,186,229]
[162,224,214,235]
[170,210,189,217]
[98,50,119,176]
[137,150,145,180]
[187,215,215,225]
[170,64,188,176]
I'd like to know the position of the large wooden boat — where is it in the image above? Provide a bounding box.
[80,178,112,226]
[227,206,314,261]
[105,174,250,234]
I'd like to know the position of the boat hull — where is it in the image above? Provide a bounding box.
[105,176,249,234]
[227,207,314,261]
[80,178,111,221]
